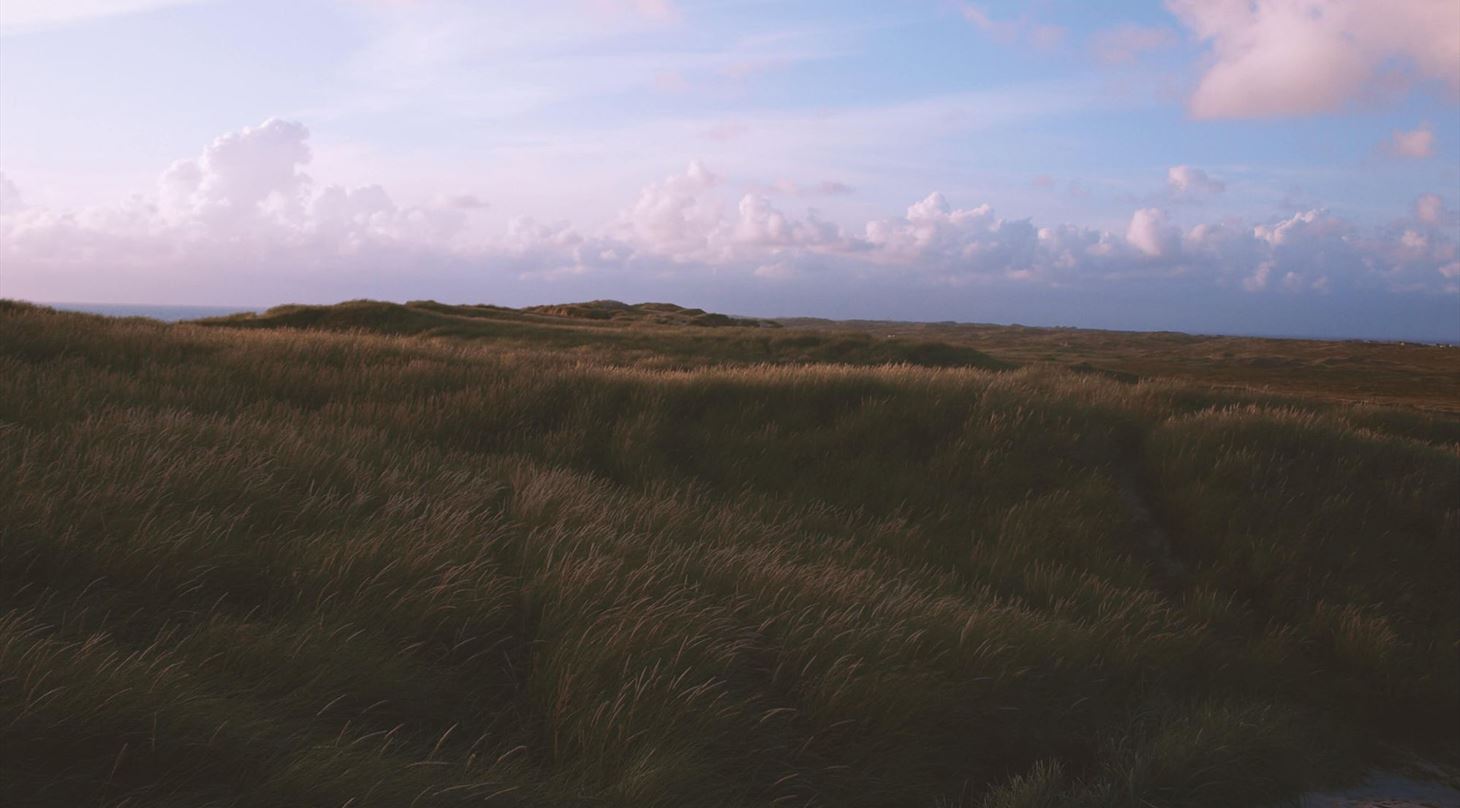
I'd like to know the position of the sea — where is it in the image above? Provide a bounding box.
[40,302,260,322]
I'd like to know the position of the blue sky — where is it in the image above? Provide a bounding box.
[1,0,1457,340]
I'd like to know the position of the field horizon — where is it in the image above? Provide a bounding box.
[30,298,1460,347]
[2,296,1457,806]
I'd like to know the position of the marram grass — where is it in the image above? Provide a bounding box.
[1,299,1456,807]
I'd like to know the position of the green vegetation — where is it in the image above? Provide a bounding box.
[781,316,1460,412]
[2,298,1456,807]
[198,299,1012,371]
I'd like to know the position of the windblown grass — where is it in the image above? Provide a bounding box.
[198,299,1014,371]
[1,299,1456,806]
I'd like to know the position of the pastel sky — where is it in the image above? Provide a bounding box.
[1,0,1458,340]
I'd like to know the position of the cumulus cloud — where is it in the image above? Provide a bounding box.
[856,195,1189,284]
[1247,209,1358,291]
[1127,208,1182,257]
[733,194,839,248]
[1167,165,1226,197]
[620,161,723,257]
[1091,24,1178,64]
[1387,124,1435,158]
[3,119,1457,307]
[160,118,313,228]
[1180,199,1459,294]
[1,118,488,301]
[1168,0,1460,118]
[863,193,1041,280]
[613,163,848,267]
[152,119,474,251]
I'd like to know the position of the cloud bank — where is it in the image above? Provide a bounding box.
[1,119,1456,327]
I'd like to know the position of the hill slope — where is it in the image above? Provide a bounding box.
[196,299,1013,371]
[2,299,1457,807]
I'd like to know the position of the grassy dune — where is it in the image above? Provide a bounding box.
[199,300,1013,371]
[782,317,1460,412]
[1,299,1457,807]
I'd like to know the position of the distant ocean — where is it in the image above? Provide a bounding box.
[41,302,260,322]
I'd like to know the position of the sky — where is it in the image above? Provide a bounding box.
[1,0,1458,341]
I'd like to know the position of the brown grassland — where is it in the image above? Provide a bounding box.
[1,298,1457,807]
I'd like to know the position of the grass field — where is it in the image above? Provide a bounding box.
[2,298,1457,807]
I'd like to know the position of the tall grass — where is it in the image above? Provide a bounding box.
[1,300,1456,806]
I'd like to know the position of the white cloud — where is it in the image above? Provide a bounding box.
[1248,209,1357,291]
[1091,24,1178,65]
[620,161,723,257]
[1127,208,1181,257]
[613,164,847,264]
[1167,165,1226,197]
[732,194,839,248]
[1168,0,1460,118]
[1,119,487,299]
[961,3,1067,50]
[160,118,313,228]
[3,120,1458,306]
[863,193,1040,278]
[1185,221,1261,276]
[1388,124,1435,158]
[1255,209,1349,248]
